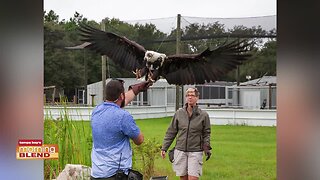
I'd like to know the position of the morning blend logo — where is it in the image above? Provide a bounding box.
[16,139,58,160]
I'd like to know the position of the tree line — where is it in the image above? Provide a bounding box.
[44,10,276,100]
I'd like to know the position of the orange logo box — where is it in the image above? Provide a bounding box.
[16,139,59,160]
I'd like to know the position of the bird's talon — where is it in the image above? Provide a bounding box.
[133,69,141,79]
[147,76,155,83]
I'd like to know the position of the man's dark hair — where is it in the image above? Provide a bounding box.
[106,79,124,101]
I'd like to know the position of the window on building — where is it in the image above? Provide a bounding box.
[220,87,225,98]
[196,85,226,99]
[143,91,148,105]
[228,88,233,99]
[203,86,210,99]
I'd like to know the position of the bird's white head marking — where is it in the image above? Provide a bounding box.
[144,51,166,70]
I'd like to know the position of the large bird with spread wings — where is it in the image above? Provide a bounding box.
[79,24,252,85]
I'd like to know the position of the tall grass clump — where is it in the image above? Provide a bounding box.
[44,100,92,180]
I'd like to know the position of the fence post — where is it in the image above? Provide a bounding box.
[90,94,96,107]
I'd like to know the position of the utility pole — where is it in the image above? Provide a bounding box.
[101,20,107,101]
[236,65,240,106]
[236,39,240,107]
[175,14,181,111]
[83,49,87,104]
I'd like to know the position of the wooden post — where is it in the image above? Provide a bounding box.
[83,49,87,104]
[269,84,272,109]
[91,94,96,107]
[236,38,241,107]
[175,14,181,111]
[52,87,56,103]
[44,94,46,104]
[236,66,240,106]
[101,20,107,101]
[73,95,77,104]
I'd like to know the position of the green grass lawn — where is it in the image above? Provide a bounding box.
[44,116,276,180]
[136,117,276,180]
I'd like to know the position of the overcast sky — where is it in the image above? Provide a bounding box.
[44,0,276,22]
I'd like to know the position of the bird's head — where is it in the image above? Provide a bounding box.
[144,51,166,70]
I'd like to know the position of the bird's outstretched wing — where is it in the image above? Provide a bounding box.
[79,24,146,72]
[161,40,252,85]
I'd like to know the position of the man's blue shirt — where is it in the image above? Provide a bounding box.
[91,102,140,178]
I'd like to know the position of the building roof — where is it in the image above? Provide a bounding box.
[201,81,237,86]
[239,76,276,86]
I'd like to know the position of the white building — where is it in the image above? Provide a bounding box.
[227,76,277,109]
[86,78,177,106]
[86,76,276,110]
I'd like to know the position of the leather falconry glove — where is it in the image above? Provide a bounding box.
[203,144,212,161]
[128,81,153,95]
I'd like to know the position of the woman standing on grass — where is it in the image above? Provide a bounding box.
[161,87,212,180]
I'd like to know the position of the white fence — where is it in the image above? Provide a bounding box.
[44,106,276,126]
[44,106,176,121]
[205,108,276,126]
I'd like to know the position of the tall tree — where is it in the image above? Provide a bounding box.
[44,11,88,100]
[240,40,276,80]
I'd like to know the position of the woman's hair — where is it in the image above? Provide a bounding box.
[186,87,200,97]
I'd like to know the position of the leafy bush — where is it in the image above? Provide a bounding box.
[132,138,162,180]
